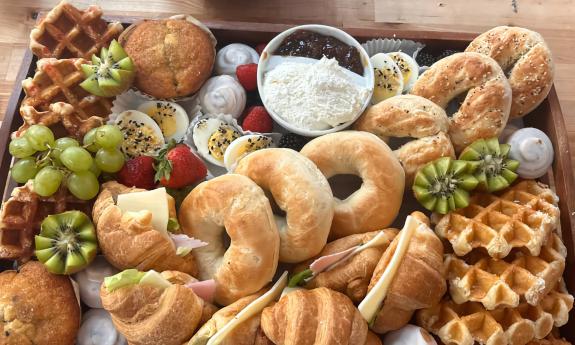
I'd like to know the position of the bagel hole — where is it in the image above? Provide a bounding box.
[387,136,413,150]
[263,189,287,218]
[328,174,363,200]
[221,231,232,250]
[446,92,468,116]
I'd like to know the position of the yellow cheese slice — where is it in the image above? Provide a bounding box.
[116,188,169,233]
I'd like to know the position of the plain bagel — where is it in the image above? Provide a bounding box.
[234,148,333,263]
[466,26,554,118]
[179,174,280,305]
[300,131,404,239]
[410,52,512,151]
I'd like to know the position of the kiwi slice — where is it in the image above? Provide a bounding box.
[413,157,479,214]
[35,210,98,275]
[459,137,520,192]
[80,39,135,97]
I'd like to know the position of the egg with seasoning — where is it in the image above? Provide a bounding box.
[370,53,403,104]
[137,101,189,142]
[114,110,165,159]
[223,134,274,171]
[388,51,419,93]
[192,118,241,166]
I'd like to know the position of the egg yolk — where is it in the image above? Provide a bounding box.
[145,104,179,137]
[208,126,240,161]
[237,136,272,156]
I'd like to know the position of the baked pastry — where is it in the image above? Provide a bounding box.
[93,181,198,275]
[197,75,247,119]
[301,131,405,239]
[19,58,112,139]
[119,16,216,99]
[0,261,80,345]
[527,335,572,345]
[261,288,370,345]
[29,0,123,59]
[411,52,512,151]
[101,270,216,345]
[0,180,91,260]
[434,180,560,259]
[179,174,280,305]
[466,26,555,118]
[234,148,333,263]
[215,43,260,75]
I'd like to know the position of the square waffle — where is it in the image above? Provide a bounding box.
[435,180,560,259]
[29,0,123,59]
[417,281,574,345]
[0,181,91,260]
[18,58,112,139]
[445,233,566,310]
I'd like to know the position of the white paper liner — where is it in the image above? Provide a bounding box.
[362,38,425,60]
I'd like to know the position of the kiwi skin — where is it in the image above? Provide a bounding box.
[413,157,479,214]
[35,210,98,275]
[459,137,520,193]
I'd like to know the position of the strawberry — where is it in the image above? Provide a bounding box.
[241,106,273,133]
[154,142,207,189]
[255,43,267,55]
[117,156,157,190]
[236,63,258,91]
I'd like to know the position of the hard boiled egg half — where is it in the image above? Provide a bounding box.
[137,101,189,142]
[192,118,241,166]
[388,52,419,93]
[224,134,274,171]
[114,110,165,159]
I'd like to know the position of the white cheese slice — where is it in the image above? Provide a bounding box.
[117,188,169,233]
[358,215,418,323]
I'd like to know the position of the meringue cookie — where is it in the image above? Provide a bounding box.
[77,309,127,345]
[215,43,259,76]
[506,127,554,179]
[383,325,437,345]
[74,256,119,308]
[198,75,247,119]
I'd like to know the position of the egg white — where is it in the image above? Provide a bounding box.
[193,118,240,167]
[224,134,273,171]
[370,53,403,104]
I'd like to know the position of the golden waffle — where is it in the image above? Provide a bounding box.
[29,0,123,59]
[0,181,91,260]
[19,58,112,139]
[445,233,566,310]
[417,281,574,345]
[527,335,572,345]
[435,180,560,259]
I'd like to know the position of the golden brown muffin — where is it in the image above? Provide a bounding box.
[0,261,80,345]
[120,17,216,99]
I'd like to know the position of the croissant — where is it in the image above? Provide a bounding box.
[93,181,197,275]
[101,271,216,345]
[261,288,370,345]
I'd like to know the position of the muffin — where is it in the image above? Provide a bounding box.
[120,16,216,99]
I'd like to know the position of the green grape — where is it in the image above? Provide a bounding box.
[95,125,123,149]
[89,161,101,178]
[95,148,125,173]
[24,125,55,151]
[9,137,36,158]
[83,128,101,153]
[34,167,63,197]
[60,147,94,172]
[67,171,99,200]
[11,158,39,183]
[51,137,79,161]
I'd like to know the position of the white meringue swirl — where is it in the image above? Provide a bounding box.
[215,43,259,76]
[506,127,554,179]
[73,256,119,308]
[198,75,247,119]
[77,309,127,345]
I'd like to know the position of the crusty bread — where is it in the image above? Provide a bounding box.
[234,148,333,263]
[301,131,405,239]
[0,262,80,345]
[466,26,554,118]
[411,52,512,151]
[179,174,280,305]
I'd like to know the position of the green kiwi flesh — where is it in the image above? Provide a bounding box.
[413,157,479,214]
[459,137,520,192]
[35,210,98,275]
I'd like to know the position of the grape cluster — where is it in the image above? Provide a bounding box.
[9,124,126,200]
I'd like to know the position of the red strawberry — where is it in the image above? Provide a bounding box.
[154,142,207,189]
[236,63,258,91]
[255,43,267,55]
[117,156,157,190]
[241,106,273,133]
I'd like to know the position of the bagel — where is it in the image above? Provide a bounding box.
[411,52,512,151]
[466,26,554,118]
[300,131,404,239]
[234,148,333,263]
[179,174,280,305]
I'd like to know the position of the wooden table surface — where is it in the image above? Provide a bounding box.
[1,0,574,167]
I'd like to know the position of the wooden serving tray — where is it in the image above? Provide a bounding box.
[1,18,574,342]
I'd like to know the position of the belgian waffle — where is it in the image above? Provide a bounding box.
[417,281,574,345]
[19,58,112,139]
[0,181,91,260]
[435,180,560,259]
[29,0,123,59]
[445,233,566,310]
